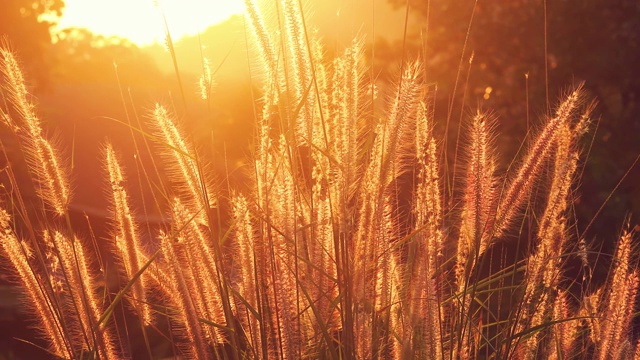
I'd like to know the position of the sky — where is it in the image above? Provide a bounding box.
[55,0,412,47]
[55,0,246,46]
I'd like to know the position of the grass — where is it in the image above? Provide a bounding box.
[0,0,639,359]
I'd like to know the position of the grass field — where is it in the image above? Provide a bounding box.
[0,0,638,359]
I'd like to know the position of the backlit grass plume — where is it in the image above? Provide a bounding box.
[1,48,70,215]
[104,142,152,325]
[0,1,639,359]
[0,209,70,358]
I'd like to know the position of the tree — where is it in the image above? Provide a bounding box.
[1,0,65,89]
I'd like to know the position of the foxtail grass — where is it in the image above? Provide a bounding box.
[1,1,639,359]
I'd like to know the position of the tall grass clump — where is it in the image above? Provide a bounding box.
[1,1,639,359]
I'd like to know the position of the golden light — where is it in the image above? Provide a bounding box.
[55,0,246,46]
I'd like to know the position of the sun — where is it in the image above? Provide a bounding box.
[55,0,246,46]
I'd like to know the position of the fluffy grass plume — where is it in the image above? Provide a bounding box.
[0,1,639,359]
[1,47,70,215]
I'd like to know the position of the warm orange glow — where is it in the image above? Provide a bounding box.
[55,0,245,46]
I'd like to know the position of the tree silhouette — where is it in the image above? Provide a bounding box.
[1,0,65,89]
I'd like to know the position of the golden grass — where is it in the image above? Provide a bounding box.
[1,48,70,216]
[0,209,70,358]
[0,1,639,359]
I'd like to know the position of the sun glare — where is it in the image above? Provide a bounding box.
[55,0,245,46]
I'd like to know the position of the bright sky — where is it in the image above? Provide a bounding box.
[55,0,245,46]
